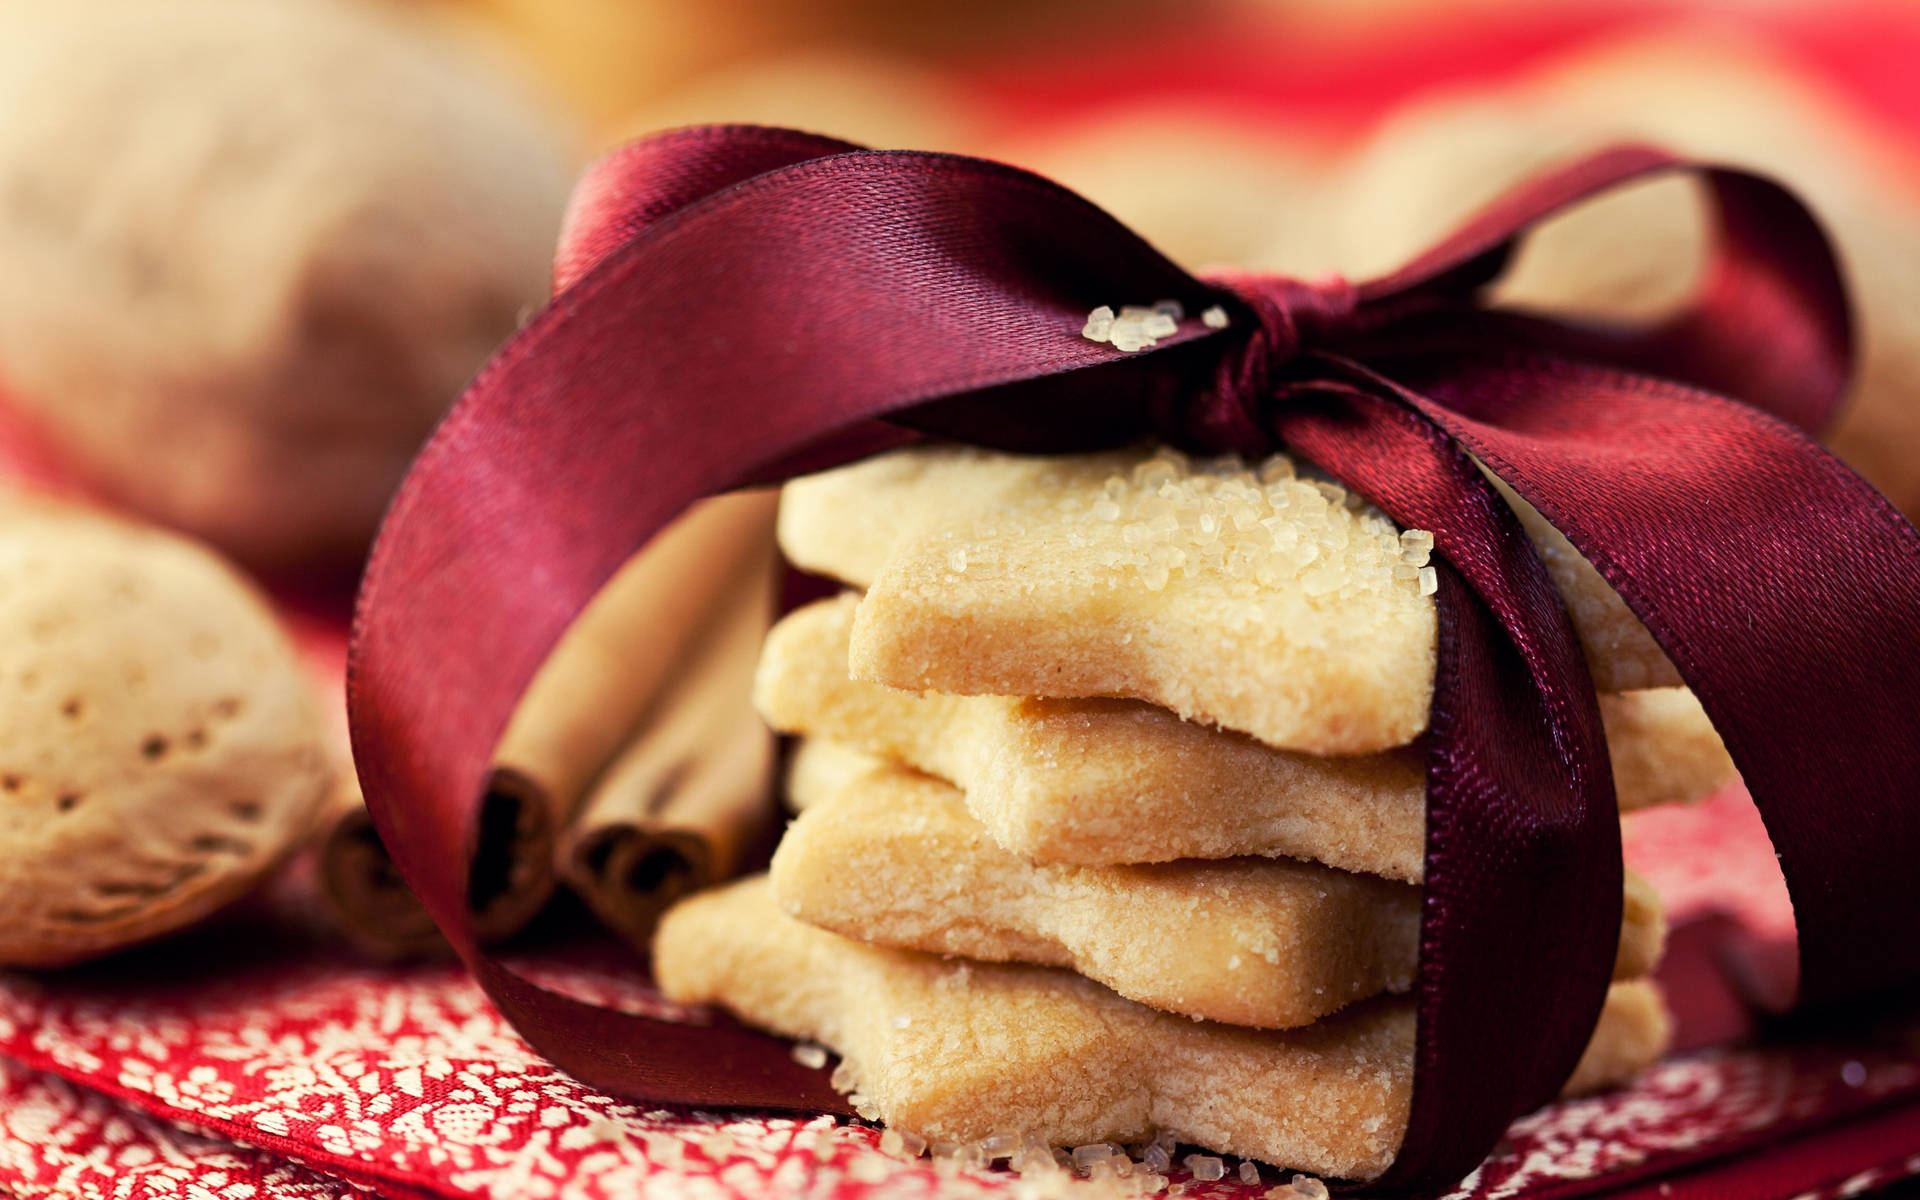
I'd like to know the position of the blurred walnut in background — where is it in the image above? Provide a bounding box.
[614,49,980,154]
[0,500,333,967]
[995,105,1334,275]
[0,0,578,569]
[1250,30,1920,521]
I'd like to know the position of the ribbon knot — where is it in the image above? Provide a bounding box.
[1175,269,1360,457]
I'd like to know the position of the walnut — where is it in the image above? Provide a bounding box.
[0,0,575,568]
[0,502,332,966]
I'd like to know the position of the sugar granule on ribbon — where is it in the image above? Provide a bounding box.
[1081,305,1115,343]
[1084,300,1187,351]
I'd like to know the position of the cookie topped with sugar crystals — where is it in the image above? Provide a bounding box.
[780,444,1678,753]
[787,445,1433,755]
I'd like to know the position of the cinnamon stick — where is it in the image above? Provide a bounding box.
[558,539,778,947]
[316,777,444,959]
[317,489,779,949]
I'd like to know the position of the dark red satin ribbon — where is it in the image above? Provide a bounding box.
[347,126,1920,1194]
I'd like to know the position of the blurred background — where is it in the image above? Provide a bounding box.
[2,0,1918,580]
[2,0,1920,587]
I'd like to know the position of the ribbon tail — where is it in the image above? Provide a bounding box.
[1271,380,1621,1196]
[1376,351,1920,1016]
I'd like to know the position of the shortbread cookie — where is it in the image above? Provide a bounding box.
[778,446,1679,753]
[0,503,333,966]
[757,596,1730,878]
[1600,687,1737,812]
[783,736,883,812]
[654,877,1671,1180]
[1486,476,1679,692]
[771,763,1664,1028]
[1563,971,1674,1098]
[783,445,1433,754]
[760,592,1423,876]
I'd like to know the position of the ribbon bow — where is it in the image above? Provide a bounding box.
[348,125,1920,1194]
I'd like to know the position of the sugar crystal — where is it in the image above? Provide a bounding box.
[1010,1148,1056,1176]
[1073,1144,1114,1173]
[1110,321,1156,353]
[1082,306,1116,343]
[1399,528,1434,563]
[1143,1144,1172,1174]
[791,1043,828,1070]
[1152,299,1185,319]
[1202,305,1229,329]
[1239,1162,1261,1185]
[879,1127,927,1160]
[829,1059,857,1091]
[1292,1174,1330,1200]
[980,1131,1020,1161]
[1418,565,1438,596]
[1184,1154,1226,1182]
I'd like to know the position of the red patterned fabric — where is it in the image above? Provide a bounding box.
[0,779,1917,1200]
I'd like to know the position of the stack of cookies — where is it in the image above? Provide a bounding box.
[655,444,1728,1183]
